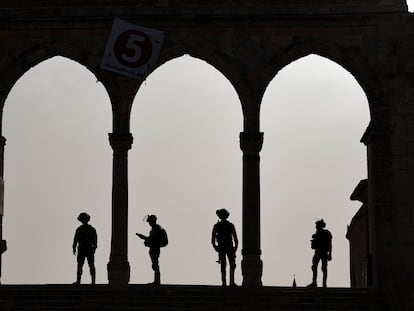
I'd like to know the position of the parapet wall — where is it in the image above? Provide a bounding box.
[0,0,408,15]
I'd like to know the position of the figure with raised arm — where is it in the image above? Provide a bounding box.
[136,215,168,285]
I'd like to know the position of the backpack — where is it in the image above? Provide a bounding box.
[311,230,331,251]
[158,228,168,248]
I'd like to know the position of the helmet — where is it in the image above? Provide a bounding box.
[216,209,230,219]
[77,212,90,223]
[146,215,157,223]
[315,219,326,229]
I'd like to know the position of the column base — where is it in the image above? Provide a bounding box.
[107,258,130,286]
[242,254,263,287]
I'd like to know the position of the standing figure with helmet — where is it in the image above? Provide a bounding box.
[211,209,239,287]
[307,219,332,288]
[72,212,97,285]
[136,214,168,285]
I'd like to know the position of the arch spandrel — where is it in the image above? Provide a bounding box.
[0,46,102,105]
[258,38,379,119]
[148,41,255,120]
[97,72,142,133]
[0,41,143,133]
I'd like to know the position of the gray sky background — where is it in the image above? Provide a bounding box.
[1,3,413,287]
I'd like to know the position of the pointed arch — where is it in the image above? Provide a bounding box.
[0,43,105,118]
[2,56,112,284]
[261,38,377,117]
[129,55,243,285]
[261,54,370,287]
[146,45,247,114]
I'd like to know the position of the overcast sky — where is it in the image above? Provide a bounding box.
[1,3,413,287]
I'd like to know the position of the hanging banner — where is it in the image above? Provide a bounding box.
[101,18,165,79]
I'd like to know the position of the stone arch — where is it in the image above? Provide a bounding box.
[260,54,370,286]
[2,56,112,284]
[0,44,105,122]
[150,43,247,113]
[261,38,377,117]
[129,55,243,285]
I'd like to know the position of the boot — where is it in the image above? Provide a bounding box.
[74,264,83,285]
[153,271,161,285]
[307,266,317,287]
[73,273,81,285]
[221,272,226,287]
[229,269,237,287]
[90,264,96,285]
[322,271,327,288]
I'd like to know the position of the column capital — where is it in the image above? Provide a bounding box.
[239,132,263,155]
[108,133,133,153]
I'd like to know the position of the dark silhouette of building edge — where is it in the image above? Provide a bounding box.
[0,1,413,310]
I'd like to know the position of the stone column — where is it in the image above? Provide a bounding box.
[107,133,133,285]
[240,131,263,287]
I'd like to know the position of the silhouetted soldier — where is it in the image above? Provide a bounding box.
[136,215,168,285]
[307,219,332,288]
[211,209,238,287]
[72,212,97,285]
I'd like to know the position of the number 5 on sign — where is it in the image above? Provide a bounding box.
[101,18,165,79]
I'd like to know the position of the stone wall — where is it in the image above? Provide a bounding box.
[0,1,413,309]
[347,179,372,288]
[0,0,409,15]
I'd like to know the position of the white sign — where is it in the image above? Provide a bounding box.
[101,18,165,79]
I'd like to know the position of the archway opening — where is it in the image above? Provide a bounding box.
[261,54,370,287]
[2,56,112,284]
[130,56,242,285]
